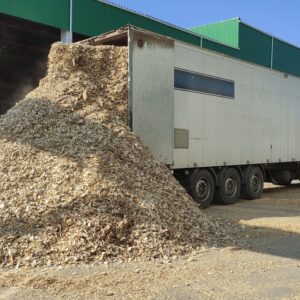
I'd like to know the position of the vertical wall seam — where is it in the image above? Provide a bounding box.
[70,0,73,41]
[271,37,274,69]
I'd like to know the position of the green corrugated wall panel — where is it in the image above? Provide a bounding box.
[202,38,240,59]
[238,23,272,68]
[73,0,200,46]
[202,23,272,69]
[190,18,239,48]
[0,0,69,29]
[273,39,300,77]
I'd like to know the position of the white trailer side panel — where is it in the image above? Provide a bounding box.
[173,42,300,169]
[129,29,174,165]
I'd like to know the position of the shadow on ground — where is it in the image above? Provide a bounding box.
[208,183,300,260]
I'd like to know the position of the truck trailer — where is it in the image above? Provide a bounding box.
[84,26,300,208]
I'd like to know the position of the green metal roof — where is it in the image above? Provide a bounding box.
[190,18,240,48]
[0,0,299,77]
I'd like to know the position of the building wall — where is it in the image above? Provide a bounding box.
[193,21,300,77]
[273,39,300,76]
[239,23,273,69]
[199,23,274,70]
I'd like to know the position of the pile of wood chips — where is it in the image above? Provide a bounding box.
[0,43,229,268]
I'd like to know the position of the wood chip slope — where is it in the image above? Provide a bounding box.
[0,43,228,268]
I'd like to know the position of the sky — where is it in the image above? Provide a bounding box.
[107,0,300,47]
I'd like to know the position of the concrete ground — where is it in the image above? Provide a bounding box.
[0,183,299,299]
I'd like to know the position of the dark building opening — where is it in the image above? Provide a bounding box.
[0,13,61,114]
[0,13,92,115]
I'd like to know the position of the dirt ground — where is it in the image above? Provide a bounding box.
[0,183,300,300]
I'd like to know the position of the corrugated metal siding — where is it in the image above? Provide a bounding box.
[238,23,272,68]
[273,39,300,77]
[202,38,240,59]
[201,23,272,68]
[0,0,69,29]
[192,20,300,77]
[190,18,239,48]
[73,0,200,46]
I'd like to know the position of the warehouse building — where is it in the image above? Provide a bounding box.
[0,0,299,114]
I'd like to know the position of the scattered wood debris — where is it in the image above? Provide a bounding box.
[0,42,230,269]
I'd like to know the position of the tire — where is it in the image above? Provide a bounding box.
[271,170,293,186]
[215,168,241,205]
[282,180,293,186]
[241,166,264,200]
[189,169,215,209]
[273,180,292,186]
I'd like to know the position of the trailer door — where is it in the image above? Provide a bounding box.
[128,28,174,165]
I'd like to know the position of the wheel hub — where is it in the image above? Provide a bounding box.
[196,179,210,200]
[225,177,237,196]
[250,175,260,192]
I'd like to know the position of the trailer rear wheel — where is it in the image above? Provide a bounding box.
[241,166,264,200]
[280,180,293,186]
[215,168,241,205]
[189,169,215,209]
[271,170,293,186]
